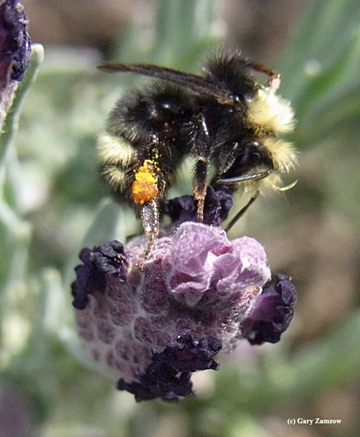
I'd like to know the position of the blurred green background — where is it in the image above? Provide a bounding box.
[1,0,360,436]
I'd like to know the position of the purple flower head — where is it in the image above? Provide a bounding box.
[71,190,297,401]
[0,0,31,85]
[0,0,31,127]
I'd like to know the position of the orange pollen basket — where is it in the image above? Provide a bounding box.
[131,160,159,204]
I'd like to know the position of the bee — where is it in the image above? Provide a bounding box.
[97,50,296,258]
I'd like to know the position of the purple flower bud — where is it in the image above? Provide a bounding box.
[0,0,31,84]
[71,221,274,401]
[117,335,222,402]
[0,0,31,126]
[71,241,128,310]
[164,185,233,226]
[240,274,297,345]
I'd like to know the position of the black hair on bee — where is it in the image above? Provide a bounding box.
[97,50,296,258]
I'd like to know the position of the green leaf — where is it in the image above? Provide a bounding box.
[279,0,360,146]
[111,0,221,69]
[288,311,360,395]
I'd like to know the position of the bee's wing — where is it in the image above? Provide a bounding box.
[98,62,232,103]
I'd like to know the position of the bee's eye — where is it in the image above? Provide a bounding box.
[238,149,261,171]
[215,141,273,184]
[230,143,263,174]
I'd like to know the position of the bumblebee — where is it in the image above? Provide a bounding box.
[97,51,296,257]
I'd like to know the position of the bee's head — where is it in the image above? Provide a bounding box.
[213,140,274,186]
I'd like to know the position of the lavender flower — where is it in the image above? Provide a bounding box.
[240,274,297,345]
[71,189,297,401]
[0,0,31,127]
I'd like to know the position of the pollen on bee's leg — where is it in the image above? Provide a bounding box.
[131,160,159,205]
[141,199,160,260]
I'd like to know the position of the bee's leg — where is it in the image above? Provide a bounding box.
[194,157,208,222]
[193,114,210,222]
[225,192,259,233]
[131,157,161,261]
[141,199,160,259]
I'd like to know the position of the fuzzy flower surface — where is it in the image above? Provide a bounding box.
[0,0,31,126]
[71,188,297,401]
